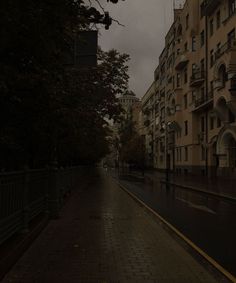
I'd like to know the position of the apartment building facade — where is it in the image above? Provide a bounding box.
[140,82,156,168]
[143,0,236,178]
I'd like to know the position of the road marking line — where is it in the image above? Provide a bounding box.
[175,197,217,214]
[118,181,236,283]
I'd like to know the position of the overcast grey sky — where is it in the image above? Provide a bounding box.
[97,1,183,98]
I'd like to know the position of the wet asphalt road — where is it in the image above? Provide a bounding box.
[110,170,236,277]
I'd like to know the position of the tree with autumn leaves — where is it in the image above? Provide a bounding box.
[0,0,129,170]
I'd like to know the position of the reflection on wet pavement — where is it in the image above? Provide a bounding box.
[111,170,236,277]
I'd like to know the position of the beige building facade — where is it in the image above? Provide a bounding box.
[142,0,236,178]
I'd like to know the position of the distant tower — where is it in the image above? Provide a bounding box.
[118,91,139,116]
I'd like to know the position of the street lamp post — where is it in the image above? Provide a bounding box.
[165,126,170,189]
[161,122,171,189]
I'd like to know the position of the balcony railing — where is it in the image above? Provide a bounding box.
[215,39,236,61]
[193,91,213,110]
[190,71,205,87]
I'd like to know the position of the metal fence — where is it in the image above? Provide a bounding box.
[0,167,82,246]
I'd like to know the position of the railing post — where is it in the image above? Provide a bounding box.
[44,169,50,217]
[58,169,64,209]
[22,166,30,233]
[48,162,60,219]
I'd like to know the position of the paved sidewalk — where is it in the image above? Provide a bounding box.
[2,169,220,283]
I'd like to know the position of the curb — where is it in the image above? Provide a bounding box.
[160,180,236,203]
[117,180,236,283]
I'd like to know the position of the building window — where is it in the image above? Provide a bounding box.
[177,24,182,37]
[177,48,180,55]
[184,120,188,135]
[229,0,236,16]
[192,63,197,77]
[184,147,188,161]
[184,42,188,51]
[201,146,206,160]
[216,10,221,29]
[216,42,221,57]
[210,19,214,36]
[229,109,235,123]
[210,80,214,95]
[200,58,205,73]
[200,30,205,47]
[218,64,227,88]
[177,73,181,87]
[180,147,182,161]
[201,116,205,132]
[201,87,205,100]
[184,94,188,109]
[228,28,235,47]
[210,49,214,67]
[192,90,196,102]
[192,36,196,51]
[186,14,189,30]
[210,116,215,130]
[184,68,188,83]
[200,2,205,18]
[217,117,221,127]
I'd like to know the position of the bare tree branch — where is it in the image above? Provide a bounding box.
[86,0,125,28]
[94,0,105,13]
[111,18,125,27]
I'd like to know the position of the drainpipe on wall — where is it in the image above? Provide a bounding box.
[205,4,209,177]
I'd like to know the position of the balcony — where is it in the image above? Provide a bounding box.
[190,71,205,87]
[205,0,221,15]
[215,39,236,61]
[192,92,213,111]
[175,51,189,70]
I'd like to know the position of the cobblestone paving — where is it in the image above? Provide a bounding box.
[2,169,220,283]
